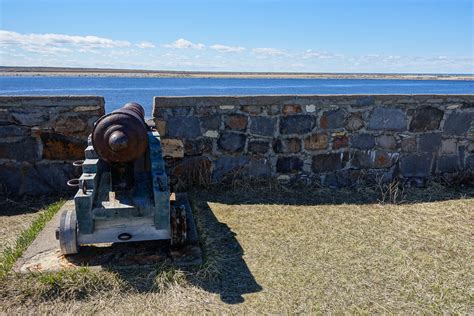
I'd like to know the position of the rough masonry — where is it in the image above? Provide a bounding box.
[0,96,104,196]
[154,95,474,188]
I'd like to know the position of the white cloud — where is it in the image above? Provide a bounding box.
[136,41,155,49]
[302,49,334,59]
[0,30,131,54]
[210,44,245,53]
[163,38,204,50]
[252,47,287,56]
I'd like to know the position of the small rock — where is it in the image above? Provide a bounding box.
[306,104,316,113]
[204,130,219,138]
[219,105,235,110]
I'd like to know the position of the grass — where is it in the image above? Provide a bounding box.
[0,200,64,279]
[0,184,473,314]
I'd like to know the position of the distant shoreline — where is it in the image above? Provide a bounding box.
[0,67,472,81]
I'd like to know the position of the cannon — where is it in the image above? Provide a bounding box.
[57,102,187,255]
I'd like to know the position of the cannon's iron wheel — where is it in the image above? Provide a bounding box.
[58,208,79,255]
[170,204,187,247]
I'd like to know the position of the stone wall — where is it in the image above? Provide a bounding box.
[0,96,104,196]
[154,95,474,188]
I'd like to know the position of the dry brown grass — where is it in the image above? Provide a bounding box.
[1,184,473,314]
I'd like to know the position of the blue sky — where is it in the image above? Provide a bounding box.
[0,0,472,73]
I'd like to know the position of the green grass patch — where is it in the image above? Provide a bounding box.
[0,200,64,279]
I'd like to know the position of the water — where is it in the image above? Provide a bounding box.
[1,76,472,116]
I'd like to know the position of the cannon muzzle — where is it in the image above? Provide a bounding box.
[92,102,148,163]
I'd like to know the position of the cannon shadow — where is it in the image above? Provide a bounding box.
[92,197,261,304]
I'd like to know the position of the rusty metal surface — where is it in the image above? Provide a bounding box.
[92,102,148,163]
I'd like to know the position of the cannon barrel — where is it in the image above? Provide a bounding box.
[92,102,148,163]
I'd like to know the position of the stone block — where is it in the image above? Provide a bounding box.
[195,106,215,116]
[184,138,213,156]
[248,158,272,178]
[437,155,459,173]
[276,156,303,173]
[351,150,398,169]
[367,108,407,131]
[345,112,364,131]
[408,107,444,132]
[250,116,276,137]
[355,96,374,107]
[440,139,457,154]
[167,116,201,138]
[350,134,375,150]
[333,134,349,149]
[273,138,301,153]
[248,140,270,154]
[320,109,346,129]
[161,139,184,158]
[219,105,235,110]
[9,108,49,126]
[418,133,442,152]
[224,114,248,131]
[304,133,329,150]
[267,105,280,115]
[242,105,262,115]
[217,132,246,152]
[376,135,397,149]
[400,153,433,177]
[401,137,417,152]
[0,125,30,138]
[282,104,302,115]
[444,112,473,135]
[280,115,316,134]
[200,114,221,130]
[312,152,348,172]
[154,119,166,136]
[41,132,87,160]
[0,137,40,162]
[466,155,474,169]
[54,115,89,136]
[212,156,250,181]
